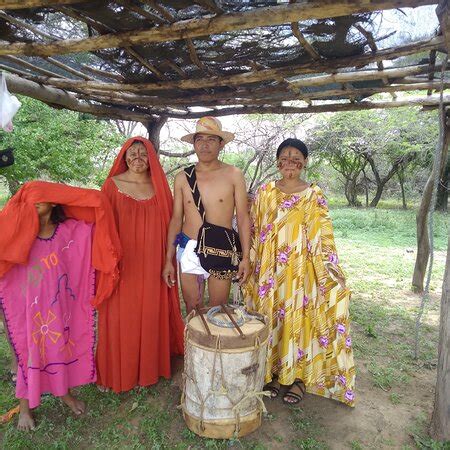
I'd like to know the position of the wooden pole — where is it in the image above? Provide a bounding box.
[1,0,91,9]
[430,235,450,441]
[4,70,450,118]
[70,81,450,108]
[288,64,439,89]
[160,96,450,118]
[0,1,437,56]
[29,36,442,92]
[3,72,154,121]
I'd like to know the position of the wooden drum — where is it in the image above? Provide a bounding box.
[181,306,269,439]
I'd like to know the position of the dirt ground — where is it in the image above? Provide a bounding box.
[169,328,437,450]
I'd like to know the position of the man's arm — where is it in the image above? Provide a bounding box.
[162,172,184,287]
[233,168,251,284]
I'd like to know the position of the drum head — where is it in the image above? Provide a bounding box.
[186,307,269,350]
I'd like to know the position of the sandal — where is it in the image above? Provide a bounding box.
[283,380,306,405]
[263,378,281,399]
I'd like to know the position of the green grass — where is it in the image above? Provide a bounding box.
[0,205,448,449]
[330,205,448,251]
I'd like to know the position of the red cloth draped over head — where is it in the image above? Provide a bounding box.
[101,136,184,362]
[0,181,122,306]
[106,136,173,228]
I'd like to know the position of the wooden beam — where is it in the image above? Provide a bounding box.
[185,37,212,73]
[45,56,94,80]
[73,81,450,108]
[4,71,447,119]
[288,64,438,89]
[161,95,450,118]
[193,0,223,14]
[3,72,155,121]
[291,22,321,60]
[0,1,437,56]
[56,6,166,79]
[113,0,165,24]
[140,1,176,22]
[0,9,59,40]
[0,55,65,78]
[55,5,114,33]
[0,62,32,76]
[23,36,449,93]
[39,55,442,93]
[125,47,166,79]
[354,24,397,97]
[1,0,91,9]
[79,63,126,81]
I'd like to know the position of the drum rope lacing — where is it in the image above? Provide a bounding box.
[181,308,270,436]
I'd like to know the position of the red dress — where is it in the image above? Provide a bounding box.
[96,137,184,392]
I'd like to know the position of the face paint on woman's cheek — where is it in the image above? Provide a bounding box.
[127,156,148,165]
[277,160,304,171]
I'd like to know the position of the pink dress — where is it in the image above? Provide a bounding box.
[0,219,96,408]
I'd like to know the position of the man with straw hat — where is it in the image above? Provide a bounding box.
[163,116,251,313]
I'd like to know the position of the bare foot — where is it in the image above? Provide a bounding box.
[17,399,35,431]
[97,385,110,393]
[61,393,86,416]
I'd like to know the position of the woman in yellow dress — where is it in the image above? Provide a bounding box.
[244,138,355,406]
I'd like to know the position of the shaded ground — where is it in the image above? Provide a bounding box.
[0,207,448,449]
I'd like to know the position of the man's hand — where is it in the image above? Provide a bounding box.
[237,257,251,285]
[162,261,176,288]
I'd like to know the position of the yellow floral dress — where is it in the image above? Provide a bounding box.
[243,181,355,406]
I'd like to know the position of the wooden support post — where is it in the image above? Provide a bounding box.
[430,237,450,441]
[412,121,450,292]
[430,235,450,441]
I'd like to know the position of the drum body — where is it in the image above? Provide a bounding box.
[182,309,269,438]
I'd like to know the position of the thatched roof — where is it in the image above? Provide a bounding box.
[0,0,447,125]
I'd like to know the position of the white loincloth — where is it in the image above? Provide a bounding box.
[179,239,210,279]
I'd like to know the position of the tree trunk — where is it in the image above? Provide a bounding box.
[435,161,448,212]
[398,170,407,209]
[344,177,361,207]
[435,122,449,212]
[412,123,450,292]
[430,235,450,441]
[369,182,385,207]
[362,168,369,207]
[143,116,167,152]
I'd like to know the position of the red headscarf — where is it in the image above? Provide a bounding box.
[106,137,173,228]
[0,181,122,306]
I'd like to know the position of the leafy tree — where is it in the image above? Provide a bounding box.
[311,108,438,207]
[0,96,124,195]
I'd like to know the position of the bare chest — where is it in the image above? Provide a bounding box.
[182,173,235,223]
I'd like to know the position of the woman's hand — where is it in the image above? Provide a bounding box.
[162,261,176,288]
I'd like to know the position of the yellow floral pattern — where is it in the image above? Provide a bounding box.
[243,182,355,406]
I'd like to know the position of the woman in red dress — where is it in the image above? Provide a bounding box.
[96,137,184,392]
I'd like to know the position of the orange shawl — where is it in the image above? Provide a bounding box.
[0,181,122,306]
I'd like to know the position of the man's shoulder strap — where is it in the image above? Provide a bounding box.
[184,165,205,221]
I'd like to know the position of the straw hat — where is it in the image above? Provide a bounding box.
[181,116,235,145]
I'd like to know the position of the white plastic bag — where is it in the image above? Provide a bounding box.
[0,72,21,132]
